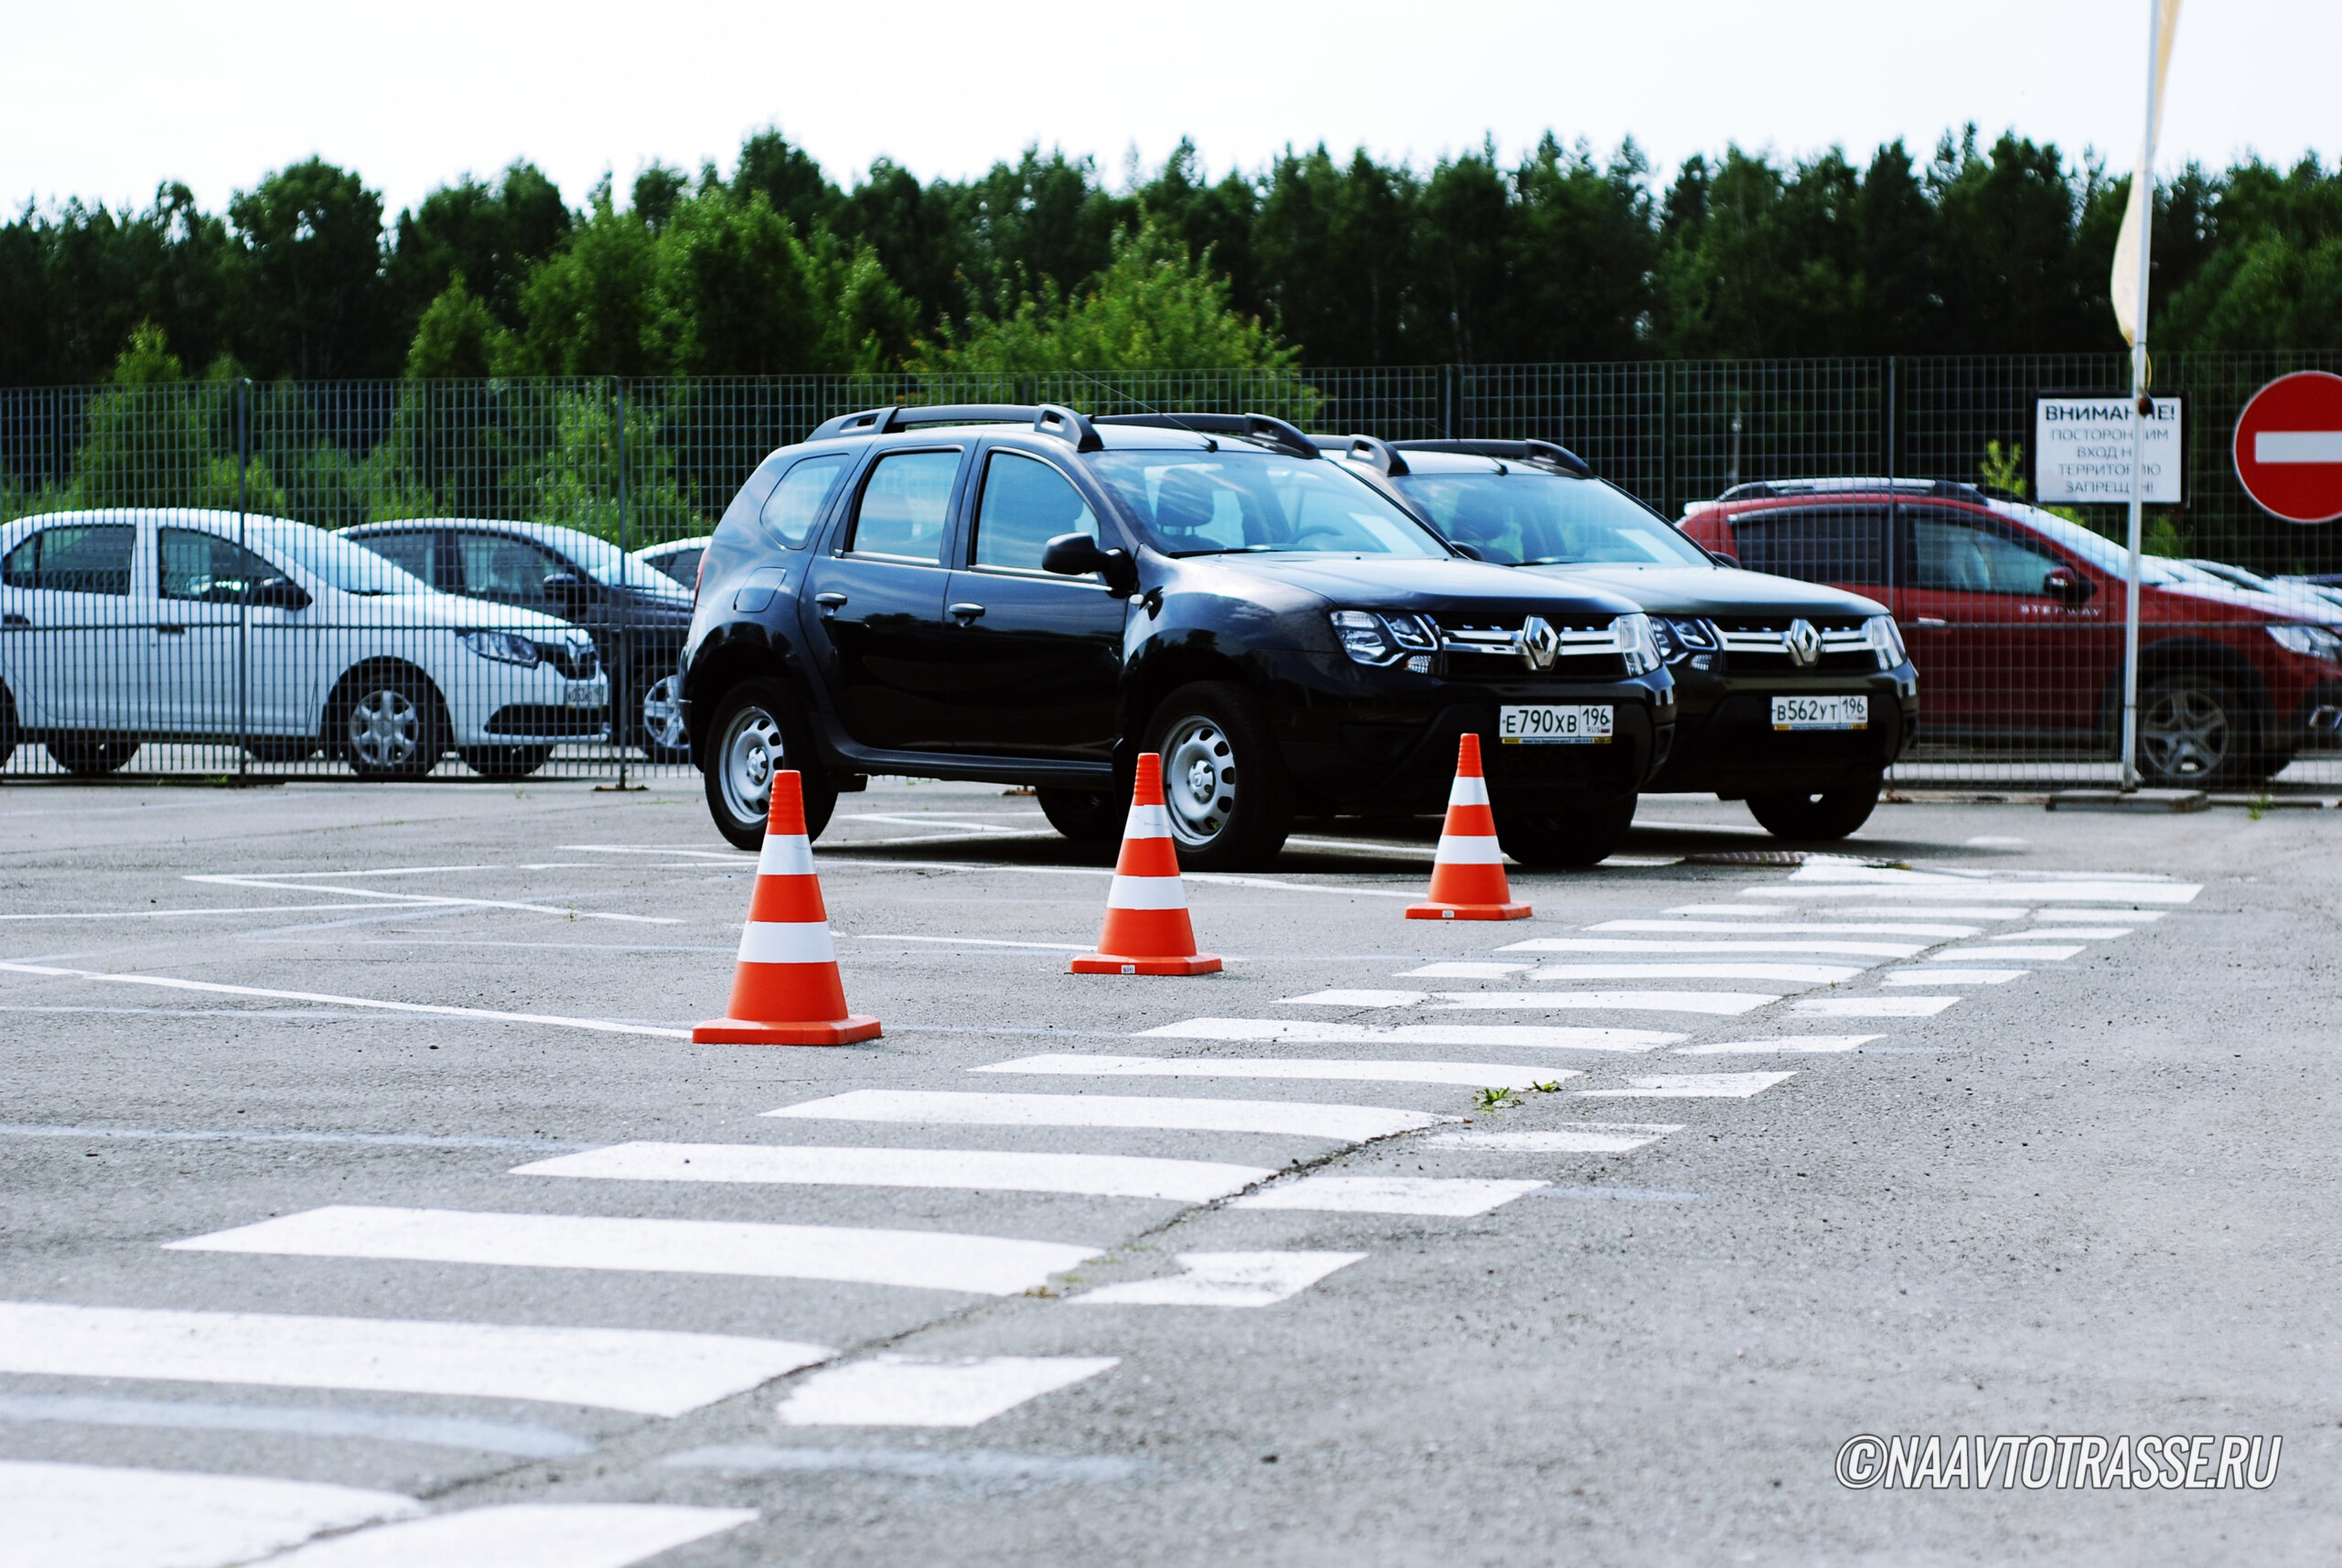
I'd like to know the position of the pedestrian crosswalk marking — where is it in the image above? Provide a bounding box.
[0,1302,826,1417]
[765,1090,1455,1141]
[1525,961,1870,983]
[263,1503,759,1567]
[1397,961,1531,978]
[1886,968,2024,984]
[2037,908,2163,921]
[168,1207,1100,1298]
[1792,995,1961,1016]
[1514,937,1925,958]
[0,1460,420,1568]
[1421,1124,1681,1153]
[1932,944,2085,961]
[776,1356,1118,1428]
[1137,1017,1680,1049]
[1437,989,1782,1015]
[1753,880,2198,904]
[1600,918,1982,938]
[1671,1035,1882,1055]
[1073,1251,1365,1307]
[2004,926,2132,939]
[515,1143,1273,1202]
[975,1054,1585,1090]
[1231,1176,1546,1215]
[1575,1072,1795,1100]
[1276,989,1429,1006]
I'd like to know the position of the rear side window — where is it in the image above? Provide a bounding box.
[358,531,435,585]
[2,524,134,596]
[1730,507,1886,585]
[457,533,569,601]
[159,528,277,602]
[973,451,1098,571]
[651,547,704,585]
[759,455,852,548]
[847,450,961,564]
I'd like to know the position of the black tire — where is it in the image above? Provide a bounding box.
[703,677,836,852]
[49,736,138,777]
[1746,771,1884,841]
[1494,793,1638,867]
[1141,682,1294,872]
[245,737,321,765]
[1037,786,1129,845]
[638,671,692,763]
[331,666,445,779]
[0,682,16,770]
[2138,674,2251,789]
[461,746,552,779]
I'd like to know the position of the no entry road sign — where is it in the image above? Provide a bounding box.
[2234,371,2342,524]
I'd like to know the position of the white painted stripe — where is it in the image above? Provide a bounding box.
[1233,1176,1545,1216]
[763,1090,1451,1141]
[1447,772,1491,807]
[756,834,817,877]
[777,1356,1117,1428]
[1434,990,1780,1015]
[2010,926,2132,939]
[184,872,678,924]
[2038,908,2163,921]
[1421,1124,1680,1153]
[265,1505,758,1568]
[1933,944,2084,961]
[1277,989,1429,1006]
[1672,1035,1882,1055]
[1509,937,1923,958]
[1666,903,1789,915]
[1104,874,1188,910]
[514,1143,1272,1202]
[1739,902,2031,919]
[1576,1072,1793,1100]
[1595,918,1982,938]
[1073,1251,1364,1307]
[1123,803,1174,840]
[167,1207,1099,1298]
[2257,430,2342,464]
[1430,833,1507,865]
[974,1054,1582,1090]
[0,1461,419,1568]
[0,1302,822,1417]
[1399,961,1530,978]
[1756,881,2197,904]
[1530,961,1867,983]
[1886,968,2025,984]
[852,934,1091,951]
[1136,1016,1681,1049]
[736,920,838,965]
[1793,995,1961,1016]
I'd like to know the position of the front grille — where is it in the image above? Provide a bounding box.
[536,641,600,680]
[1711,618,1875,674]
[1423,617,1625,679]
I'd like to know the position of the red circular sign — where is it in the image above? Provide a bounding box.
[2233,371,2342,524]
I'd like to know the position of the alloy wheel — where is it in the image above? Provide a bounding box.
[348,689,420,770]
[2142,687,2229,779]
[641,674,688,753]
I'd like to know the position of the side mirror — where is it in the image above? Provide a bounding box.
[249,576,310,611]
[541,571,586,602]
[1040,532,1138,598]
[2044,566,2096,606]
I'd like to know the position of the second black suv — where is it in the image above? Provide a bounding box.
[681,406,1677,869]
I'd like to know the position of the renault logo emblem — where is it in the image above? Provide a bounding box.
[1785,618,1822,668]
[1518,616,1561,671]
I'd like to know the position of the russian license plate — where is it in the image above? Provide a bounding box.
[1499,703,1614,745]
[1772,693,1868,731]
[564,681,603,709]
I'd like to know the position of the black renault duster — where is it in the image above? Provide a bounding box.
[680,406,1676,870]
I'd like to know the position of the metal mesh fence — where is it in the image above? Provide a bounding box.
[4,355,2338,787]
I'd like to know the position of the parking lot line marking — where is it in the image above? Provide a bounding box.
[1232,1176,1546,1216]
[1671,1035,1883,1055]
[0,1392,592,1458]
[167,1207,1101,1298]
[1792,995,1962,1016]
[1755,881,2200,904]
[1420,1124,1681,1153]
[1594,918,1983,939]
[1434,990,1782,1015]
[660,1445,1140,1484]
[514,1143,1273,1203]
[0,1121,585,1151]
[974,1054,1585,1091]
[1399,961,1531,978]
[1738,902,2033,919]
[0,1302,823,1417]
[791,855,1424,899]
[1931,944,2086,961]
[1525,961,1871,983]
[2036,908,2165,921]
[847,934,1093,951]
[0,961,693,1038]
[1073,1251,1366,1307]
[1277,989,1432,1006]
[263,1503,760,1568]
[1509,938,1924,958]
[0,903,398,923]
[0,1460,421,1568]
[563,843,741,859]
[1282,835,1437,858]
[1576,1072,1795,1100]
[185,874,682,924]
[1886,968,2026,984]
[1135,1017,1682,1049]
[775,1356,1118,1429]
[762,1090,1455,1141]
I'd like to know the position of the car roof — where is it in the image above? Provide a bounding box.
[635,535,712,558]
[347,516,620,557]
[5,506,310,531]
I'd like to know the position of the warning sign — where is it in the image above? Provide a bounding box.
[2031,395,2185,506]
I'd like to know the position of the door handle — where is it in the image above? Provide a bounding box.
[948,602,985,622]
[814,592,847,616]
[157,624,188,635]
[1915,617,1948,627]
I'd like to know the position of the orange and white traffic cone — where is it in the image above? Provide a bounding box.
[693,771,882,1044]
[1406,733,1531,921]
[1070,752,1223,975]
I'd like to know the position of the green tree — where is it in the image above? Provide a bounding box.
[226,158,398,377]
[403,275,510,378]
[388,162,571,332]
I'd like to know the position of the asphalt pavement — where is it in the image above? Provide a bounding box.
[0,775,2336,1565]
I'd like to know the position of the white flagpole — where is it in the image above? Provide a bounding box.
[2119,0,2166,790]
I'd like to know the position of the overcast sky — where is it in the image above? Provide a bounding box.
[8,1,2332,220]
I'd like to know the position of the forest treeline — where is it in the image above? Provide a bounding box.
[5,126,2339,387]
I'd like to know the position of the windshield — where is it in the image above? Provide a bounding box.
[1089,450,1449,558]
[1391,469,1712,567]
[1991,502,2183,585]
[247,521,430,595]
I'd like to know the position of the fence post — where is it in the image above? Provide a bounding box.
[614,376,630,787]
[235,378,251,780]
[1883,356,1897,593]
[1659,361,1671,520]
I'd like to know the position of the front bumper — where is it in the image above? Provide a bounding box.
[446,668,609,746]
[1646,663,1916,794]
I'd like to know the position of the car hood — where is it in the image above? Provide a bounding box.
[1181,553,1643,619]
[1516,564,1887,619]
[343,592,586,636]
[2156,578,2342,626]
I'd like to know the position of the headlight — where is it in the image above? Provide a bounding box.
[1613,613,1662,675]
[1652,617,1714,664]
[460,629,542,667]
[1330,609,1435,666]
[1864,615,1907,670]
[2269,624,2342,662]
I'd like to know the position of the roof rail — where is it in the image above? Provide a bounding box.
[1340,435,1410,477]
[1714,477,1988,505]
[807,403,1065,442]
[1033,403,1102,452]
[1391,437,1592,477]
[1520,439,1591,477]
[1092,411,1320,458]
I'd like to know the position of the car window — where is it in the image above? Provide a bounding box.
[1089,450,1446,558]
[356,531,433,584]
[651,547,703,585]
[760,456,853,549]
[158,528,277,603]
[2,524,134,596]
[1908,515,2065,596]
[1730,507,1887,585]
[973,451,1099,571]
[457,533,570,601]
[848,450,961,563]
[1391,471,1710,567]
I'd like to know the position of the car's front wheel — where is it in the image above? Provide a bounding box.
[461,746,552,779]
[333,667,444,779]
[704,678,835,851]
[1142,682,1294,872]
[1746,771,1883,841]
[1494,794,1638,867]
[49,736,139,777]
[2138,674,2251,788]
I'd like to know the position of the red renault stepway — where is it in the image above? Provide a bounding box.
[1681,479,2342,788]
